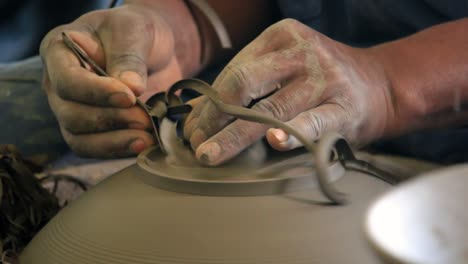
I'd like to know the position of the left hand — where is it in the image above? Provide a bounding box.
[184,19,394,166]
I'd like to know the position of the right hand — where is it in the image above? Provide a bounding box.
[183,19,394,166]
[40,4,187,158]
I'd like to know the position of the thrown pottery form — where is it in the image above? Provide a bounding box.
[366,164,468,264]
[20,121,392,264]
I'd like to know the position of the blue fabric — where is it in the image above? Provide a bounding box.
[276,0,468,46]
[0,0,109,62]
[374,128,468,164]
[275,0,468,162]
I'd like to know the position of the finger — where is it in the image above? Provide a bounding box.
[64,30,107,67]
[185,95,205,108]
[187,50,305,150]
[183,96,208,140]
[48,93,151,134]
[194,80,318,166]
[266,104,345,151]
[40,21,107,66]
[43,32,136,107]
[98,11,156,96]
[182,19,301,135]
[140,56,184,101]
[266,128,303,151]
[61,128,155,158]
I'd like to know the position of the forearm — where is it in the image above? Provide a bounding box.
[370,18,468,137]
[124,0,278,77]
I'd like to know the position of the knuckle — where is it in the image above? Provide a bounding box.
[59,107,88,134]
[60,128,88,157]
[53,73,71,99]
[108,52,145,66]
[78,9,109,24]
[266,19,311,42]
[269,18,301,34]
[57,103,113,134]
[279,46,308,63]
[222,126,244,147]
[197,113,222,137]
[107,52,146,74]
[41,37,61,58]
[46,93,63,118]
[56,68,106,104]
[104,9,143,29]
[302,113,325,139]
[86,110,112,132]
[280,18,302,27]
[328,65,347,81]
[75,110,120,133]
[224,62,251,92]
[102,8,156,45]
[40,25,69,56]
[253,99,288,120]
[41,74,52,94]
[223,121,264,147]
[54,67,92,101]
[266,19,323,54]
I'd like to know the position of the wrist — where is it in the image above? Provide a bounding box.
[366,19,468,137]
[367,43,429,138]
[363,46,398,138]
[346,45,397,142]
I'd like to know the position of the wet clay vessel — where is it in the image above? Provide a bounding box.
[19,119,394,264]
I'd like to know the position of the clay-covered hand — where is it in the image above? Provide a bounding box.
[184,19,394,166]
[40,2,199,158]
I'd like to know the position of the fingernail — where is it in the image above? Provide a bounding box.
[278,133,301,150]
[271,128,288,143]
[197,142,221,165]
[129,122,145,130]
[120,71,144,95]
[109,92,133,107]
[130,138,146,153]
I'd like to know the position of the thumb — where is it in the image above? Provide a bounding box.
[99,20,151,96]
[266,104,344,151]
[106,50,147,97]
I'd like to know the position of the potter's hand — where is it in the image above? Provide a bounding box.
[184,19,394,166]
[40,2,200,158]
